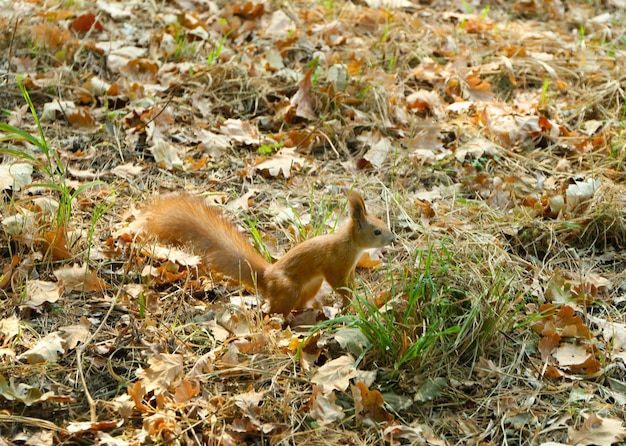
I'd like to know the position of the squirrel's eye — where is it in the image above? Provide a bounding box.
[374,229,382,235]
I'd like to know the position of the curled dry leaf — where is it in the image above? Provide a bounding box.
[219,119,259,145]
[150,138,184,171]
[0,375,56,406]
[290,66,317,121]
[308,386,345,425]
[352,381,394,424]
[568,413,626,446]
[59,324,91,350]
[0,163,33,191]
[0,315,20,340]
[17,332,65,364]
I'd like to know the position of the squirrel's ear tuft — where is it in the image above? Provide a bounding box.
[348,191,367,219]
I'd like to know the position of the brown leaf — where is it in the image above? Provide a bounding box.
[23,280,61,307]
[67,108,96,128]
[357,251,383,268]
[120,58,159,83]
[568,413,626,446]
[137,353,184,394]
[311,355,357,393]
[54,264,108,292]
[31,24,71,51]
[568,355,601,375]
[173,379,200,403]
[127,382,150,413]
[0,255,19,290]
[308,386,345,425]
[43,223,71,260]
[538,332,560,362]
[69,13,104,33]
[233,2,265,19]
[17,332,65,364]
[255,148,306,179]
[58,324,90,350]
[352,382,394,424]
[291,66,317,120]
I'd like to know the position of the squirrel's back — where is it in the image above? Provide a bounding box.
[143,193,268,289]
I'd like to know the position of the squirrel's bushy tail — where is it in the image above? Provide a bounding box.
[143,193,269,289]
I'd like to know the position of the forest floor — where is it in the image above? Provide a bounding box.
[1,0,626,444]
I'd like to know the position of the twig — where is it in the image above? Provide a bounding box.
[76,285,124,422]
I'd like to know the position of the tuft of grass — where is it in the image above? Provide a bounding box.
[207,26,232,66]
[351,242,463,371]
[0,77,107,226]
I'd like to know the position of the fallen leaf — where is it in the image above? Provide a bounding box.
[568,413,626,446]
[566,178,600,211]
[17,332,65,364]
[291,66,317,120]
[150,138,184,171]
[173,379,200,404]
[0,375,56,406]
[0,163,33,191]
[43,223,71,260]
[308,386,345,425]
[352,381,394,423]
[70,12,104,33]
[0,315,20,340]
[311,355,357,393]
[136,353,184,394]
[54,264,108,292]
[255,147,306,178]
[59,324,90,350]
[552,343,590,367]
[219,119,259,145]
[23,280,61,307]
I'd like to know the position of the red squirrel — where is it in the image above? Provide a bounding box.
[142,190,395,315]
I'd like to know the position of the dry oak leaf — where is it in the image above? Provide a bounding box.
[43,224,71,260]
[127,381,150,413]
[311,354,357,393]
[23,280,61,307]
[66,420,122,435]
[150,138,184,171]
[142,411,179,438]
[17,332,65,364]
[234,389,265,422]
[0,257,18,289]
[0,375,56,406]
[352,381,394,424]
[0,315,20,340]
[219,119,259,145]
[70,13,104,33]
[552,343,592,367]
[54,264,108,292]
[136,353,184,394]
[358,131,392,170]
[308,386,345,425]
[254,148,306,179]
[173,379,200,404]
[59,325,90,350]
[383,422,446,445]
[568,413,626,446]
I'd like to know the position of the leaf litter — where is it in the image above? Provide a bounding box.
[1,0,626,444]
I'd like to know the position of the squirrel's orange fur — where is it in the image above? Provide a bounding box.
[143,191,395,315]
